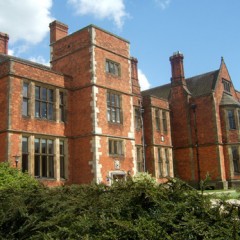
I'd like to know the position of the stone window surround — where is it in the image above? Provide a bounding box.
[154,108,169,133]
[134,107,142,130]
[136,145,143,172]
[21,135,68,181]
[226,108,240,131]
[229,145,240,176]
[108,138,124,157]
[21,80,66,123]
[222,78,231,93]
[107,91,122,124]
[105,59,121,77]
[156,147,171,178]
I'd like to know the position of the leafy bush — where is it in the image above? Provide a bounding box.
[0,172,239,239]
[0,162,39,190]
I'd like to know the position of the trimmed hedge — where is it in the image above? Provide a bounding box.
[0,166,240,239]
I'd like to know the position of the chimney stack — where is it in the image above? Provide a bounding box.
[0,32,9,54]
[131,57,138,80]
[169,51,185,86]
[49,20,68,44]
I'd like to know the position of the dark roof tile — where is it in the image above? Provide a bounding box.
[141,70,219,99]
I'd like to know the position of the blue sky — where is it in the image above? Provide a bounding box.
[1,0,240,91]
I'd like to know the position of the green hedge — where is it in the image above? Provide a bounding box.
[0,166,239,239]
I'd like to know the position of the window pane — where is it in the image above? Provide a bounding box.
[158,148,163,177]
[48,103,53,120]
[48,89,54,102]
[35,86,40,100]
[113,141,117,154]
[117,141,121,155]
[111,94,115,105]
[165,149,169,176]
[162,111,167,132]
[105,61,109,72]
[41,102,47,118]
[42,87,47,101]
[228,110,236,129]
[107,93,110,105]
[23,83,28,97]
[109,62,114,73]
[116,109,121,123]
[41,139,47,153]
[35,101,40,118]
[60,141,64,155]
[115,95,120,107]
[22,99,28,116]
[22,154,28,172]
[35,139,40,153]
[22,137,28,153]
[111,108,116,122]
[232,146,240,173]
[60,106,64,122]
[60,156,65,178]
[48,140,53,154]
[34,155,40,176]
[42,156,47,177]
[48,156,54,178]
[114,64,119,76]
[155,109,160,130]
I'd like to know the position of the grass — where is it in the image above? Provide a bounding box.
[203,189,240,199]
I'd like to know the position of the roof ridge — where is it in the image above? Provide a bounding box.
[186,69,219,80]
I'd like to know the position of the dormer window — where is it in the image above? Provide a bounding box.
[222,79,231,93]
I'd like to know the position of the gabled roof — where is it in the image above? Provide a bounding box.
[141,70,219,100]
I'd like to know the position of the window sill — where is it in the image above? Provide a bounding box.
[109,155,125,159]
[106,73,121,78]
[108,122,123,126]
[35,177,56,180]
[35,117,56,123]
[22,115,31,119]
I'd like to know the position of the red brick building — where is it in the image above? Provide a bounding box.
[1,21,239,189]
[143,52,240,189]
[0,21,173,186]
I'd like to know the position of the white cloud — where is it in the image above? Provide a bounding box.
[29,56,50,66]
[0,0,53,44]
[67,0,128,28]
[138,69,151,91]
[155,0,171,10]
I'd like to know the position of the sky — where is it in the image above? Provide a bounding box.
[0,0,240,91]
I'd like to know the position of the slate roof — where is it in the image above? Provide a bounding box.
[141,70,220,100]
[220,92,240,107]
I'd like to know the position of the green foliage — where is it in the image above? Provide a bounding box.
[0,162,39,190]
[0,173,240,239]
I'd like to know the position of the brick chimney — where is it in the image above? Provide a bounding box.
[169,51,186,86]
[131,57,141,95]
[49,20,68,44]
[0,32,9,54]
[131,57,138,80]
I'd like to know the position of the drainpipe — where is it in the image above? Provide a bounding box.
[139,100,146,172]
[191,104,200,188]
